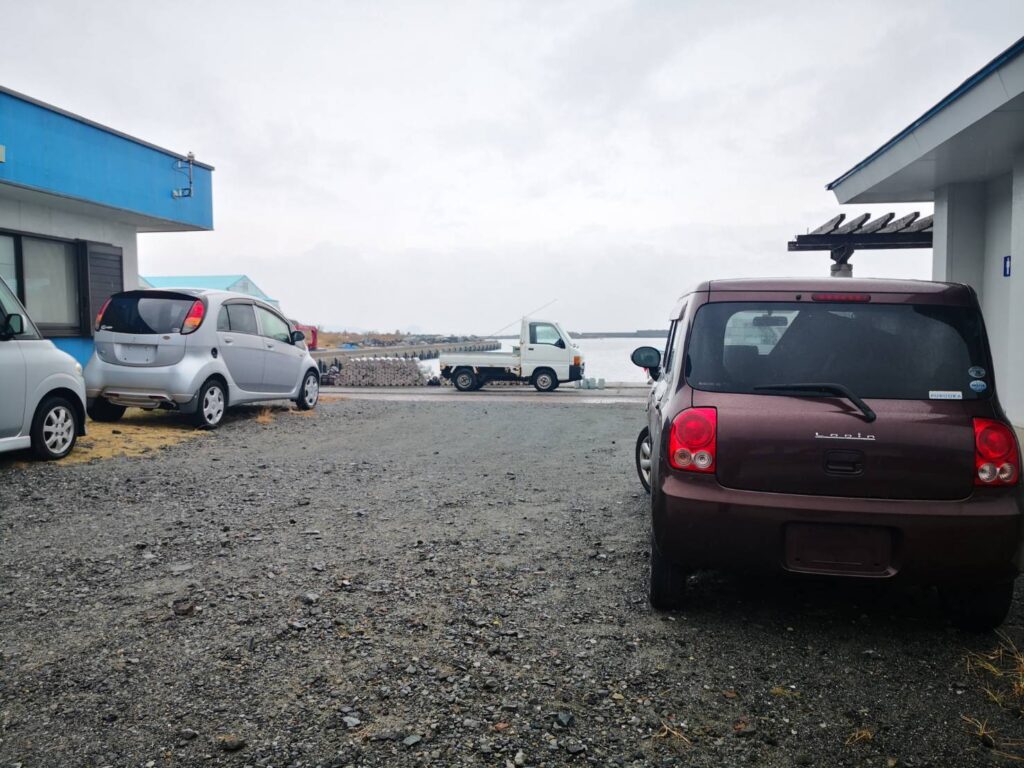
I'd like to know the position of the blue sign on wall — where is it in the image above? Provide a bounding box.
[1004,255,1012,278]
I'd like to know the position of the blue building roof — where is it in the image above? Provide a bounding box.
[827,35,1024,191]
[140,274,277,304]
[0,86,213,231]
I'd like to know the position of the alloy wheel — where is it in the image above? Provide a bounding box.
[42,405,75,456]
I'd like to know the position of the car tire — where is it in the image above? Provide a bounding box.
[453,368,478,392]
[88,398,126,423]
[940,582,1015,631]
[295,370,319,410]
[31,396,79,461]
[636,427,652,494]
[649,535,687,610]
[533,369,557,392]
[191,378,227,429]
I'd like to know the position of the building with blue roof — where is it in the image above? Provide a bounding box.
[827,35,1024,425]
[0,86,213,363]
[138,274,278,307]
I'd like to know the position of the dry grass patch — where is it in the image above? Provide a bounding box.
[845,728,873,746]
[255,407,275,425]
[967,633,1024,716]
[63,410,207,465]
[964,633,1024,759]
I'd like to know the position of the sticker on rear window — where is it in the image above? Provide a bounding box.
[929,390,963,400]
[970,380,988,393]
[969,366,986,378]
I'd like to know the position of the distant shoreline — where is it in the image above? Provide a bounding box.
[492,330,667,339]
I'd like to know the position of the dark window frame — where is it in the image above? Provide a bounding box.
[0,227,89,338]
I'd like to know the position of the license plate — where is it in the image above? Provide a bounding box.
[784,523,894,576]
[116,344,157,364]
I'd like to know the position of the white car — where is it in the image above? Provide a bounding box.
[0,275,87,460]
[85,288,320,428]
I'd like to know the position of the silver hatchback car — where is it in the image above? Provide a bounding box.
[85,289,320,428]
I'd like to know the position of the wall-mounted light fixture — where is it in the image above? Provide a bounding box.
[172,151,194,199]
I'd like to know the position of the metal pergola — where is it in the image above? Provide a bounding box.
[788,212,933,276]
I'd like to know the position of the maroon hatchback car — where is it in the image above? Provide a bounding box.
[632,278,1023,630]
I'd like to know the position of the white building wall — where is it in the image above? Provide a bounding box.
[932,182,986,287]
[0,196,138,287]
[1005,156,1024,427]
[931,176,1021,426]
[981,175,1012,384]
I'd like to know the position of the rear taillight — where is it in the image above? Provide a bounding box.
[181,300,205,334]
[668,407,717,473]
[973,418,1020,486]
[94,297,111,331]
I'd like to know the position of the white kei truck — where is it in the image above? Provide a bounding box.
[439,318,585,392]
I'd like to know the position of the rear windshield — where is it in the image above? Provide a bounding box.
[686,301,992,401]
[99,293,197,335]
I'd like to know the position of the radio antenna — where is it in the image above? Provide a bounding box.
[486,298,557,338]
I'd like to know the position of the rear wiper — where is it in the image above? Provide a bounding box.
[753,382,877,423]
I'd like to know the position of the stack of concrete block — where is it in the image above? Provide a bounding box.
[334,358,427,387]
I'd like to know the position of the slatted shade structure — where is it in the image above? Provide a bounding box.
[788,212,933,276]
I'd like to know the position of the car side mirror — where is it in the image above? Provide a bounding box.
[0,313,24,339]
[290,330,306,344]
[631,345,661,368]
[632,346,662,380]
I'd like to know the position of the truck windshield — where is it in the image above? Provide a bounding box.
[685,301,991,401]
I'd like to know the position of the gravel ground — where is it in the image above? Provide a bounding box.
[1,396,1022,768]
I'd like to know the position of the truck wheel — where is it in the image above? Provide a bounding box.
[453,368,478,392]
[533,369,557,392]
[649,535,687,610]
[940,582,1015,631]
[88,398,126,423]
[636,427,652,493]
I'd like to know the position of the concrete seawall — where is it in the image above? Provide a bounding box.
[310,340,500,362]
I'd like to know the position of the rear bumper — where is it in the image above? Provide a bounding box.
[654,473,1024,585]
[87,389,196,410]
[84,354,206,410]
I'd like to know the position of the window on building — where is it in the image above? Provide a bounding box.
[22,237,79,331]
[0,235,16,296]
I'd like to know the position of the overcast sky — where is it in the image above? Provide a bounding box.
[3,1,1023,333]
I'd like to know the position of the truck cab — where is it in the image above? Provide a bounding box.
[440,318,584,391]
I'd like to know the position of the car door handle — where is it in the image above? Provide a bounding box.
[223,337,234,344]
[266,343,274,349]
[528,347,534,351]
